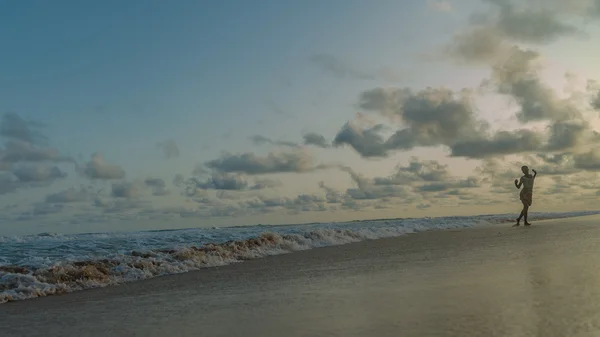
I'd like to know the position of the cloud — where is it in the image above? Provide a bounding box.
[374,158,452,184]
[337,45,600,159]
[189,172,281,192]
[12,165,67,183]
[333,122,390,157]
[450,129,545,158]
[111,181,142,198]
[481,0,583,44]
[318,181,344,203]
[372,158,481,193]
[0,113,48,144]
[588,81,600,111]
[250,178,282,190]
[339,166,413,200]
[335,87,488,157]
[1,140,71,164]
[302,132,330,148]
[311,54,402,82]
[79,153,126,180]
[157,139,180,159]
[572,149,600,171]
[46,186,95,203]
[446,26,510,64]
[490,47,581,123]
[428,0,452,12]
[193,173,249,190]
[205,151,316,175]
[172,174,185,187]
[242,194,328,214]
[249,135,300,148]
[144,178,170,196]
[592,92,600,111]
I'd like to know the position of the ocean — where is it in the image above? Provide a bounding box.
[1,210,598,304]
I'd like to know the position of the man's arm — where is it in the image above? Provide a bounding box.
[514,177,522,189]
[532,169,537,178]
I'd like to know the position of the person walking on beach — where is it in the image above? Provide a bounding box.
[513,165,537,227]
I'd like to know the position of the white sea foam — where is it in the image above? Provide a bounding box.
[0,211,597,303]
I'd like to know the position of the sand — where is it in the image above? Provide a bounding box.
[3,215,600,337]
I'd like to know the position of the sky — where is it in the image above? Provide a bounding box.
[2,0,600,235]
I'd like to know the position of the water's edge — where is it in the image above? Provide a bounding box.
[1,211,597,303]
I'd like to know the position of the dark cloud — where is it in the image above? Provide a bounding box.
[144,178,170,196]
[445,0,586,64]
[46,186,95,203]
[205,151,315,175]
[13,165,67,183]
[111,181,141,198]
[333,122,390,157]
[374,158,451,185]
[79,153,126,180]
[189,173,281,192]
[157,139,180,159]
[573,149,600,171]
[339,166,412,200]
[450,129,545,158]
[173,174,185,187]
[249,135,300,148]
[250,178,282,190]
[193,173,249,191]
[1,140,71,163]
[303,132,330,148]
[544,120,591,151]
[592,92,600,110]
[368,158,482,193]
[588,81,600,110]
[339,60,598,159]
[335,87,490,157]
[491,47,580,123]
[318,181,344,203]
[0,113,48,144]
[333,122,391,157]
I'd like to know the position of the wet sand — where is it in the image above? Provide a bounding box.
[3,215,600,337]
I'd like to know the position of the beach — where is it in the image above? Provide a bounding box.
[3,214,600,337]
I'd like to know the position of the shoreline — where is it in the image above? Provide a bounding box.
[2,213,595,307]
[2,214,600,336]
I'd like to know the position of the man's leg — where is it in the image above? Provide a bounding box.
[524,205,530,225]
[514,205,525,226]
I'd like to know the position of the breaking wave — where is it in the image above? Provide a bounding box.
[1,211,597,303]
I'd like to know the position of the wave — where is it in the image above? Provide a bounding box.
[1,210,598,304]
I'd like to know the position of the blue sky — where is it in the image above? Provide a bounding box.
[2,0,600,235]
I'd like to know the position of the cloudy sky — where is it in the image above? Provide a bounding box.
[2,0,600,235]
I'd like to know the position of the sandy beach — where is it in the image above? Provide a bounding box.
[3,215,600,337]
